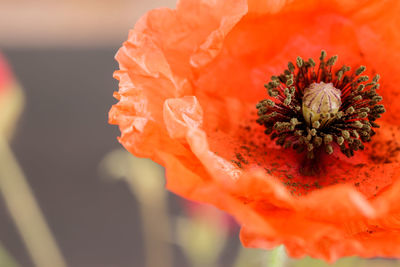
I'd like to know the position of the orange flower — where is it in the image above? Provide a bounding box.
[109,0,400,262]
[0,53,13,95]
[0,53,23,139]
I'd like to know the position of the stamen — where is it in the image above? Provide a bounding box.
[256,50,385,159]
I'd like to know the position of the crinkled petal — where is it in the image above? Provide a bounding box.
[110,0,400,261]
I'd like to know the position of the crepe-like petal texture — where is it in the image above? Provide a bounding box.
[110,0,400,262]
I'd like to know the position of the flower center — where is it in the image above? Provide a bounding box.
[256,50,385,159]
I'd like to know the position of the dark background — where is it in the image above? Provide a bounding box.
[0,49,184,267]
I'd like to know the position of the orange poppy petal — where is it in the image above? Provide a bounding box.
[110,0,400,261]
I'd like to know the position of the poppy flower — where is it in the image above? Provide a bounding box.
[0,53,23,138]
[109,0,400,262]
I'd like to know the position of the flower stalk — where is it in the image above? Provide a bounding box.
[0,137,67,267]
[100,150,173,267]
[268,246,286,267]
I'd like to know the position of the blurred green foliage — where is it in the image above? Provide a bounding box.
[289,257,400,267]
[0,243,19,267]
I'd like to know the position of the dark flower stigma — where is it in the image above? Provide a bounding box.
[256,50,385,159]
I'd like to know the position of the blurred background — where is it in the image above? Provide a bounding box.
[0,1,400,267]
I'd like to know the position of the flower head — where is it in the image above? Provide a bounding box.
[0,53,23,139]
[110,0,400,262]
[0,53,13,95]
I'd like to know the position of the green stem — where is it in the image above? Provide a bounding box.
[0,242,19,267]
[100,150,173,267]
[267,246,286,267]
[0,137,67,267]
[126,159,173,267]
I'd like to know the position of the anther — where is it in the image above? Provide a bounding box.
[346,107,355,114]
[312,121,320,129]
[342,130,350,140]
[326,144,333,154]
[296,57,304,68]
[373,74,380,83]
[327,56,338,66]
[357,76,369,83]
[355,66,366,76]
[320,50,327,61]
[324,134,333,144]
[337,136,344,146]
